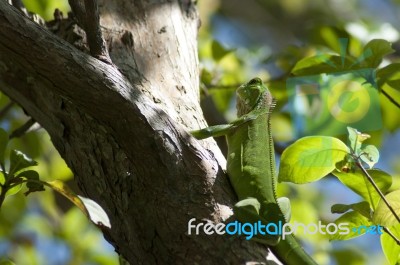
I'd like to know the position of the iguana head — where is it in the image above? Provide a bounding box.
[236,77,274,116]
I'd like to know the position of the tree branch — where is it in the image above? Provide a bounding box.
[0,1,132,134]
[68,0,111,63]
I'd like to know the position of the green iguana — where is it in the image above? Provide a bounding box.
[191,78,317,265]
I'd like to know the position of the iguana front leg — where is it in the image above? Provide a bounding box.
[191,108,270,139]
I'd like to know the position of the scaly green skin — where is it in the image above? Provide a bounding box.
[192,78,317,265]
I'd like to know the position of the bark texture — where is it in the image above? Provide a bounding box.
[0,1,279,264]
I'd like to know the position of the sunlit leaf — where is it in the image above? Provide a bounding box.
[46,180,88,215]
[347,127,370,154]
[291,55,354,76]
[279,136,348,183]
[330,211,372,241]
[381,224,400,265]
[5,183,22,197]
[0,171,4,185]
[373,190,400,227]
[360,145,380,168]
[22,0,71,20]
[78,195,111,228]
[333,169,392,209]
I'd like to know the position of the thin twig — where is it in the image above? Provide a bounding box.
[68,0,111,64]
[355,160,400,224]
[383,226,400,245]
[9,118,36,139]
[381,88,400,109]
[84,0,111,63]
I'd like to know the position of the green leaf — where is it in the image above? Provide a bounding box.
[377,63,400,92]
[373,190,400,227]
[331,201,371,219]
[292,39,393,76]
[362,39,394,68]
[211,40,234,61]
[5,183,22,197]
[78,195,111,228]
[291,55,354,76]
[0,171,4,185]
[279,136,348,183]
[25,181,45,195]
[346,127,380,168]
[46,180,88,214]
[9,150,37,176]
[17,170,45,195]
[331,204,352,214]
[347,127,370,155]
[381,224,400,265]
[330,211,372,241]
[17,169,40,180]
[0,128,8,165]
[46,180,111,228]
[360,145,379,168]
[333,169,392,209]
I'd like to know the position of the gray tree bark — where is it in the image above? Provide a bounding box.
[0,1,279,264]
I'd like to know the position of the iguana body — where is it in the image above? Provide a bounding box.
[192,78,317,265]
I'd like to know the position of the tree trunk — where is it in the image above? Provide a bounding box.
[0,1,279,264]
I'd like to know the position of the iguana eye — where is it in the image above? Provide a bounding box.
[248,78,262,86]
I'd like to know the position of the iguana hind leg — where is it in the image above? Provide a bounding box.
[233,197,280,245]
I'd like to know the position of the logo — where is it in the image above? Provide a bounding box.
[187,218,382,240]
